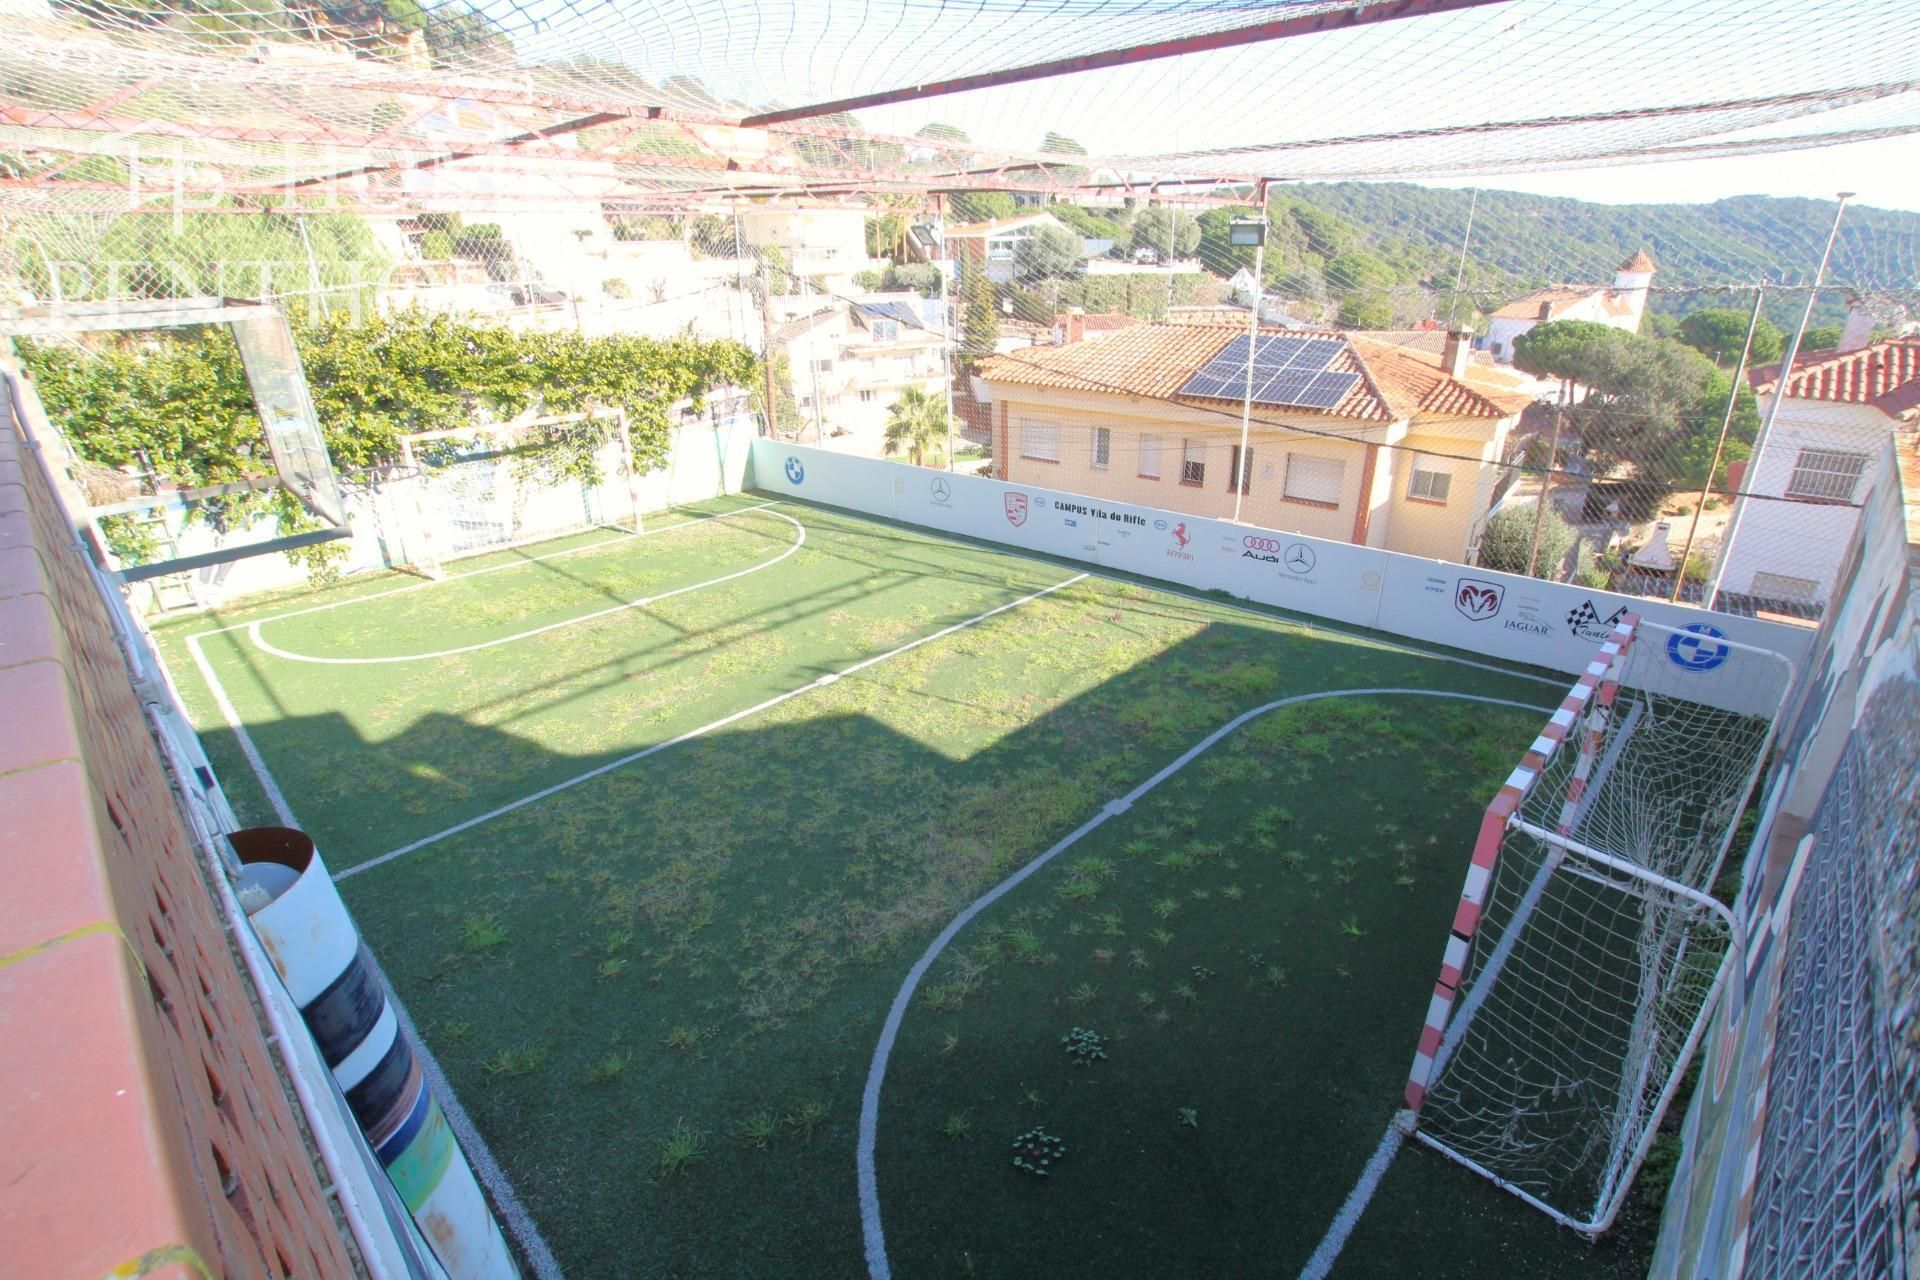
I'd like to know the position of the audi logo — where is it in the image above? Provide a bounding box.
[1243,535,1283,553]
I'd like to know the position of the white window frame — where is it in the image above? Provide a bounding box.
[1092,426,1111,470]
[1181,439,1207,487]
[1021,419,1062,463]
[1139,433,1163,479]
[1284,453,1343,506]
[1408,463,1452,502]
[1784,447,1868,502]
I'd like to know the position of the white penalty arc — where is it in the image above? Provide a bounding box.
[246,506,806,665]
[855,687,1555,1280]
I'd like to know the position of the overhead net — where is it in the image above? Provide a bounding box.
[1404,615,1793,1234]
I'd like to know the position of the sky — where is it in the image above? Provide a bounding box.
[1414,136,1920,214]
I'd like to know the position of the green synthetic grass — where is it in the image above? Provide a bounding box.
[155,493,1655,1279]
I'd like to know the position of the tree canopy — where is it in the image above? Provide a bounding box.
[1128,208,1200,259]
[882,386,951,466]
[1677,307,1784,365]
[1014,224,1083,281]
[948,191,1017,224]
[1477,502,1577,579]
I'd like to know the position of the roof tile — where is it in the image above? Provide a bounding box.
[975,323,1526,423]
[1749,339,1920,415]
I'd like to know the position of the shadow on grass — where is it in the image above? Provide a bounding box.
[189,603,1656,1280]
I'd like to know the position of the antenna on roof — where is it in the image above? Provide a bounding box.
[1449,188,1479,330]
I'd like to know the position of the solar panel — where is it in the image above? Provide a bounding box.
[1296,371,1361,409]
[1178,371,1243,399]
[1183,334,1349,402]
[1253,371,1315,403]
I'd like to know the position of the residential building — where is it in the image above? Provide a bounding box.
[772,297,948,442]
[939,212,1074,284]
[1051,309,1139,345]
[974,323,1534,562]
[1482,251,1656,361]
[735,205,879,292]
[1713,334,1920,609]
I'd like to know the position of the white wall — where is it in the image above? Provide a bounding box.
[1715,397,1889,604]
[751,441,1811,715]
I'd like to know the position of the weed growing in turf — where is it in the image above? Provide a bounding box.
[1136,991,1156,1008]
[1222,884,1245,901]
[1177,1107,1199,1129]
[1091,948,1115,966]
[1004,928,1044,963]
[941,1031,961,1056]
[1149,927,1175,947]
[1395,874,1417,891]
[656,1123,707,1178]
[441,1020,473,1041]
[598,957,628,980]
[1057,879,1098,902]
[1023,1088,1042,1108]
[481,1044,548,1081]
[1173,981,1198,1003]
[1340,915,1367,939]
[1011,1128,1067,1177]
[586,1052,631,1085]
[1189,888,1211,901]
[1279,849,1307,872]
[1097,912,1125,939]
[783,1100,828,1139]
[461,914,509,953]
[1150,897,1180,919]
[736,1110,780,1149]
[1127,949,1150,971]
[1068,982,1099,1006]
[663,1025,705,1051]
[1263,965,1290,989]
[943,1110,973,1140]
[1061,1027,1109,1066]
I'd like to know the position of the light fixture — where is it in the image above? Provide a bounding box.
[1229,219,1266,248]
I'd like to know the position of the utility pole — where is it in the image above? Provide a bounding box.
[1672,285,1763,603]
[1232,179,1270,524]
[936,194,955,472]
[1706,193,1853,610]
[759,245,780,439]
[1525,387,1566,578]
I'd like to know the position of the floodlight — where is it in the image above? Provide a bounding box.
[1229,219,1267,248]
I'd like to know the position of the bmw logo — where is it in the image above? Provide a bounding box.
[784,456,805,485]
[1667,623,1730,672]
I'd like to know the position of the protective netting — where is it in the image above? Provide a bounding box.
[1410,619,1791,1233]
[398,417,640,570]
[0,0,1916,211]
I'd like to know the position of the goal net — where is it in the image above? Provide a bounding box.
[388,412,642,577]
[1402,613,1793,1235]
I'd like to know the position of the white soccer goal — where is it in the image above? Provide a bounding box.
[1403,614,1794,1235]
[390,411,643,577]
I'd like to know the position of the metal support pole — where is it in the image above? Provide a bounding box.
[1525,391,1565,578]
[1707,193,1852,610]
[937,195,955,472]
[1672,286,1763,603]
[1232,179,1269,524]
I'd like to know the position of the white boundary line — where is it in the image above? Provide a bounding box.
[1298,1112,1413,1280]
[186,499,781,642]
[854,688,1555,1280]
[191,662,567,1280]
[245,504,799,665]
[334,572,1091,882]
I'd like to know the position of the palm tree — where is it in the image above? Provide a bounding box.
[883,386,951,467]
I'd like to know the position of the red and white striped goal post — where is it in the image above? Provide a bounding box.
[1403,612,1639,1111]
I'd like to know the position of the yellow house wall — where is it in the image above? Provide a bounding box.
[992,388,1385,543]
[1381,425,1511,561]
[988,384,1511,559]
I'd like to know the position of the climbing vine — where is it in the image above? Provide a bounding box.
[19,311,758,573]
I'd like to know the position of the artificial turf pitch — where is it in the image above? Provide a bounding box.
[157,493,1662,1278]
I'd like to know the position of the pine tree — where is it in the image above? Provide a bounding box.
[960,268,1000,361]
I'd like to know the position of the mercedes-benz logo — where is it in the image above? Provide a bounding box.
[1284,543,1317,574]
[931,477,951,503]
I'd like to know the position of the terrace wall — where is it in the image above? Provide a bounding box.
[749,441,1812,715]
[1650,429,1920,1280]
[0,389,361,1276]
